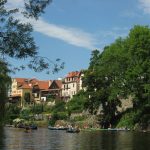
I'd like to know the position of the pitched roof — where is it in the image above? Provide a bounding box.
[15,78,27,83]
[34,80,49,90]
[55,80,62,88]
[19,84,32,89]
[49,80,62,89]
[66,71,80,78]
[14,78,49,90]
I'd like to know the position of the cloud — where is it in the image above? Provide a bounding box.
[139,0,150,14]
[5,0,97,50]
[33,19,97,49]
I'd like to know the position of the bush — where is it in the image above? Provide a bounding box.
[73,115,85,121]
[5,105,21,124]
[20,108,31,120]
[117,111,136,128]
[67,90,86,113]
[51,100,66,113]
[49,112,68,126]
[30,104,44,114]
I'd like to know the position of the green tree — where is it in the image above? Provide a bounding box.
[24,92,31,103]
[0,0,64,122]
[125,25,150,108]
[124,25,150,126]
[84,25,150,128]
[67,90,86,113]
[0,61,11,124]
[83,39,129,127]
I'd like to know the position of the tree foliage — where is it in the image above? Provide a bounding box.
[24,92,31,103]
[0,0,64,73]
[0,0,64,122]
[67,90,86,113]
[83,25,150,128]
[0,60,11,123]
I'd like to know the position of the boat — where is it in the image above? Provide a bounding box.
[66,127,80,133]
[29,124,38,130]
[107,128,130,131]
[48,126,68,130]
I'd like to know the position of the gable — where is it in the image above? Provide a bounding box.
[49,81,60,89]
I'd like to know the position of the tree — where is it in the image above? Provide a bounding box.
[83,25,150,128]
[24,92,31,103]
[83,39,129,127]
[0,0,64,73]
[125,25,150,108]
[0,60,11,123]
[67,90,86,113]
[0,0,64,122]
[124,26,150,127]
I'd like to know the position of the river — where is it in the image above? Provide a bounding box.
[0,127,149,150]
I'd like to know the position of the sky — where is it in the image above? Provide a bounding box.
[6,0,150,80]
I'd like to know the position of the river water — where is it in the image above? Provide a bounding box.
[0,127,149,150]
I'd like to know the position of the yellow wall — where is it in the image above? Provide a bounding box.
[21,89,32,107]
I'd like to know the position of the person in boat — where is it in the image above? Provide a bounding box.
[25,126,31,132]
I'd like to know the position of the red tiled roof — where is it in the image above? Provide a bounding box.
[14,78,49,90]
[55,80,62,88]
[15,78,27,83]
[50,80,62,89]
[66,71,80,78]
[20,84,32,89]
[35,80,49,90]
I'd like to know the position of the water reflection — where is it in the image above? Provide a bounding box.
[0,127,149,150]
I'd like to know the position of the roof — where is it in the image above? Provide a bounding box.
[19,84,32,89]
[66,71,80,78]
[34,80,49,90]
[15,78,27,83]
[54,80,62,88]
[49,80,62,89]
[13,78,50,90]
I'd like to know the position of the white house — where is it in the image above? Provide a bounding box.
[61,71,83,101]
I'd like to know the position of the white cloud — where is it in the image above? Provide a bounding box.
[5,0,97,50]
[33,19,97,49]
[139,0,150,14]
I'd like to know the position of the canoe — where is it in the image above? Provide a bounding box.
[66,128,80,133]
[107,128,130,131]
[30,125,38,130]
[48,126,68,130]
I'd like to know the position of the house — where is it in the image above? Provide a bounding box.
[30,80,51,103]
[47,80,62,99]
[9,70,84,105]
[61,71,83,101]
[9,78,33,106]
[9,78,51,106]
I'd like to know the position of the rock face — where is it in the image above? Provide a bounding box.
[117,96,133,113]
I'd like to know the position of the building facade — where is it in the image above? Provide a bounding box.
[9,78,50,106]
[61,71,83,101]
[9,71,84,105]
